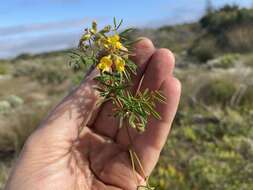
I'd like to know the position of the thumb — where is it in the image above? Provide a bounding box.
[31,68,102,144]
[4,69,102,190]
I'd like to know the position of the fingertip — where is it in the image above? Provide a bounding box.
[152,48,175,74]
[131,37,155,66]
[140,48,176,91]
[161,48,175,68]
[170,77,181,95]
[133,37,154,50]
[161,77,181,99]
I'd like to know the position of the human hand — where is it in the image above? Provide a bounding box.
[5,38,181,190]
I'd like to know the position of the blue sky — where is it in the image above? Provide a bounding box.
[0,0,252,58]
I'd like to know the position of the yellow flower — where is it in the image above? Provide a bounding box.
[115,56,125,73]
[115,41,123,49]
[109,34,120,42]
[97,56,113,72]
[106,34,123,50]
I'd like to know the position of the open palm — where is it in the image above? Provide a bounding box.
[5,39,181,190]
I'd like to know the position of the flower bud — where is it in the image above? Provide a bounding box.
[92,20,97,33]
[100,25,111,33]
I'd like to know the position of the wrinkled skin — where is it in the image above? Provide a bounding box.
[5,38,181,190]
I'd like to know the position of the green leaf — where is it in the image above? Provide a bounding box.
[119,28,135,37]
[113,17,117,29]
[154,90,167,103]
[116,19,123,30]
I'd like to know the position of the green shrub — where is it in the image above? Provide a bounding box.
[14,63,67,85]
[189,35,218,62]
[7,95,24,108]
[225,24,253,52]
[149,107,253,190]
[196,79,236,106]
[156,23,200,53]
[209,54,240,68]
[240,86,253,108]
[0,163,9,190]
[0,65,7,75]
[200,5,253,35]
[14,53,33,60]
[243,53,253,68]
[200,6,253,52]
[34,67,67,85]
[217,54,239,68]
[0,108,48,154]
[13,64,37,77]
[0,101,11,114]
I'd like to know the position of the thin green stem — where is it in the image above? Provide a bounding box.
[125,124,152,188]
[129,149,138,184]
[133,151,147,180]
[135,75,145,96]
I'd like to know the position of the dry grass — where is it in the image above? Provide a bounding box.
[175,65,253,109]
[243,53,253,68]
[0,163,10,190]
[226,24,253,52]
[0,106,50,155]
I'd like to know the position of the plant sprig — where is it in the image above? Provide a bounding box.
[69,18,166,190]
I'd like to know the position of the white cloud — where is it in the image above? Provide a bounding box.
[0,18,92,37]
[0,31,80,58]
[0,16,109,58]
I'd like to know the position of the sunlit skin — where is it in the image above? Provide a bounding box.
[5,38,181,190]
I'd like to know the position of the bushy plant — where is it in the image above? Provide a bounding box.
[209,53,240,68]
[0,108,48,155]
[156,24,201,53]
[14,53,33,60]
[189,35,218,63]
[0,65,8,75]
[150,107,253,190]
[7,95,24,108]
[225,24,253,52]
[0,101,11,114]
[13,64,38,77]
[196,79,236,106]
[33,66,67,85]
[243,53,253,68]
[240,86,253,108]
[200,5,253,52]
[14,63,67,85]
[200,5,253,34]
[0,163,9,190]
